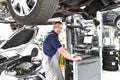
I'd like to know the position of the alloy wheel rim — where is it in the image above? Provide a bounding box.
[11,0,38,16]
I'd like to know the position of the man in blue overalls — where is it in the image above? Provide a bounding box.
[42,21,82,80]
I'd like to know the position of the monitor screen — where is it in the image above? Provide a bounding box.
[83,36,93,44]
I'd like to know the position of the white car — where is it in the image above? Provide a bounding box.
[0,0,120,25]
[0,25,45,80]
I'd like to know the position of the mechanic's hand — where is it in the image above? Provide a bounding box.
[73,56,82,61]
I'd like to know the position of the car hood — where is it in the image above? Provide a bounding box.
[0,26,38,54]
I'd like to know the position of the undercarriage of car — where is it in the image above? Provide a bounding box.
[0,0,120,25]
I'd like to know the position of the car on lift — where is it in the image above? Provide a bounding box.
[102,11,120,29]
[0,0,120,25]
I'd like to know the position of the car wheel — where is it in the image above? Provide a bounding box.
[7,0,59,25]
[115,16,120,29]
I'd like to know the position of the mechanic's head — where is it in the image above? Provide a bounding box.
[53,21,63,35]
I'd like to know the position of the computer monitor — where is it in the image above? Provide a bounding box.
[83,35,93,44]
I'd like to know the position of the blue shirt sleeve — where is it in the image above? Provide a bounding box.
[48,34,62,49]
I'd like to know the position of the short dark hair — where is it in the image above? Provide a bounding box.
[55,21,62,25]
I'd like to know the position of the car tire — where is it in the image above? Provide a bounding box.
[103,60,118,66]
[103,56,118,61]
[102,45,115,51]
[102,51,118,56]
[103,65,118,71]
[7,0,59,25]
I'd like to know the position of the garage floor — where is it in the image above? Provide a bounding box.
[0,68,120,80]
[102,66,120,80]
